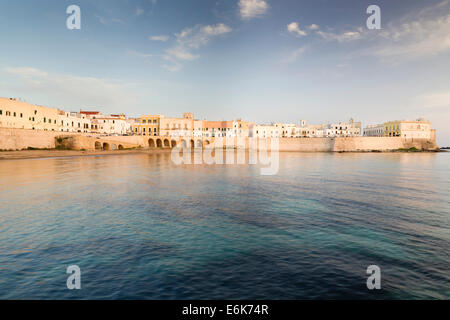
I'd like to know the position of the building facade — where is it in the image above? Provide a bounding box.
[249,124,280,138]
[202,121,232,138]
[134,115,161,136]
[58,111,92,133]
[363,124,384,137]
[323,118,361,137]
[383,119,431,138]
[231,119,250,137]
[160,113,195,137]
[81,111,130,135]
[0,97,59,131]
[274,123,300,138]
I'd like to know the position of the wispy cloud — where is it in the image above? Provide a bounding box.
[368,4,450,61]
[239,0,269,20]
[95,14,125,25]
[126,49,152,59]
[316,29,363,42]
[286,1,450,63]
[163,23,232,71]
[287,22,307,37]
[136,8,144,16]
[414,91,450,110]
[162,63,182,73]
[3,67,135,109]
[150,35,169,42]
[166,47,198,61]
[175,23,232,49]
[282,46,307,63]
[285,20,362,43]
[319,1,449,62]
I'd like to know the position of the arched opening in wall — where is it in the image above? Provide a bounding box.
[171,140,177,148]
[103,143,110,150]
[95,141,102,150]
[149,139,155,148]
[156,139,163,148]
[190,139,195,148]
[118,145,124,150]
[196,140,202,148]
[164,139,170,148]
[111,144,117,150]
[182,140,187,149]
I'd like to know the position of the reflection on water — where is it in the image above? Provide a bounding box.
[0,152,449,299]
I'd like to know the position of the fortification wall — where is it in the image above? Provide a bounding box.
[0,128,440,152]
[332,136,439,152]
[0,128,73,150]
[278,138,333,152]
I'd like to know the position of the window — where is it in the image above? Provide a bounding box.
[143,119,147,123]
[0,110,2,115]
[20,113,23,118]
[13,112,16,117]
[44,118,46,123]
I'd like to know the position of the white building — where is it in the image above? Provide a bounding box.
[81,111,131,135]
[274,123,299,138]
[363,124,384,137]
[324,118,361,137]
[58,110,92,133]
[298,124,325,138]
[249,124,280,138]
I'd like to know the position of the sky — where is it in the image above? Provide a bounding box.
[0,0,449,145]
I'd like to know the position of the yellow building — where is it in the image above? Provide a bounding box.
[0,97,59,131]
[134,115,161,136]
[384,119,431,139]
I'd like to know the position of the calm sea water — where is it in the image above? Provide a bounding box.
[0,152,449,299]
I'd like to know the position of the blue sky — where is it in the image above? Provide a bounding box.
[0,0,449,145]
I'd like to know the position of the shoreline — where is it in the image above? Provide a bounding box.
[0,148,173,160]
[0,148,445,160]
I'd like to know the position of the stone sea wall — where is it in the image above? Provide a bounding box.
[0,127,440,152]
[0,128,72,150]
